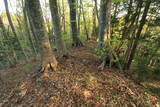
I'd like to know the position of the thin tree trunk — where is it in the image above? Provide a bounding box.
[80,0,89,40]
[91,6,97,38]
[77,0,81,35]
[0,16,15,64]
[62,0,66,33]
[94,0,99,22]
[4,0,28,60]
[124,0,152,70]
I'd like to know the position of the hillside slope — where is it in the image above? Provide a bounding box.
[0,41,159,107]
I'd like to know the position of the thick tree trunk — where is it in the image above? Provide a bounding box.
[68,0,83,47]
[23,3,37,55]
[49,0,68,58]
[26,0,58,72]
[98,0,108,45]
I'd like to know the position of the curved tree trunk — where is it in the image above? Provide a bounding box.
[49,0,68,58]
[25,0,58,72]
[4,0,28,60]
[124,0,152,70]
[68,0,83,47]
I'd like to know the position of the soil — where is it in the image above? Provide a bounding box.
[0,41,160,107]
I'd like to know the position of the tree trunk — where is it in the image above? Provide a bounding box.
[4,0,28,59]
[23,0,37,55]
[91,6,97,38]
[62,0,66,33]
[49,0,68,58]
[80,0,89,40]
[98,0,119,71]
[77,0,81,35]
[26,0,58,72]
[124,0,152,70]
[68,0,83,47]
[94,0,99,22]
[98,0,108,46]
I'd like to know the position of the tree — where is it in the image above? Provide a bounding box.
[98,0,122,71]
[23,5,37,55]
[80,0,89,40]
[25,0,58,72]
[0,15,15,64]
[68,0,83,47]
[98,0,108,46]
[4,0,27,59]
[124,0,153,70]
[49,0,68,58]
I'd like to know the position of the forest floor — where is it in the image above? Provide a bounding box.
[0,41,160,107]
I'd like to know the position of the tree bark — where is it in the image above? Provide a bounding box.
[26,0,58,72]
[4,0,27,59]
[49,0,68,58]
[94,0,99,22]
[23,1,37,55]
[98,0,108,45]
[80,0,89,40]
[91,6,97,38]
[68,0,83,47]
[62,0,66,33]
[124,0,152,70]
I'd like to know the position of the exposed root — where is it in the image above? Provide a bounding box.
[72,39,83,47]
[32,62,57,78]
[40,62,57,72]
[98,57,108,70]
[98,60,106,70]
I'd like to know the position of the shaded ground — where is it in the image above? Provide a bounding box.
[0,41,160,107]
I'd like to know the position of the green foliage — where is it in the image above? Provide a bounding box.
[149,88,160,98]
[95,42,109,58]
[134,57,151,82]
[135,56,160,82]
[113,0,128,3]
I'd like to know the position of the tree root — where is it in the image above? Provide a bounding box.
[31,62,57,78]
[72,39,83,47]
[39,62,57,73]
[98,51,122,72]
[98,59,106,70]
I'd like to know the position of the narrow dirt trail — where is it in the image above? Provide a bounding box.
[0,41,160,107]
